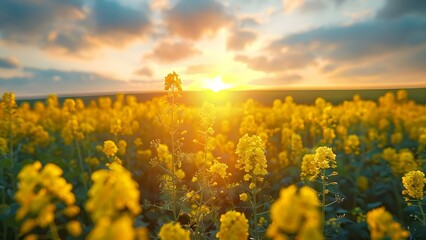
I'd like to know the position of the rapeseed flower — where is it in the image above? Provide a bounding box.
[103,140,118,158]
[267,185,322,240]
[158,222,190,240]
[402,170,426,201]
[367,207,409,240]
[216,211,249,240]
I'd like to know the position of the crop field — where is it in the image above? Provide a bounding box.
[1,73,426,240]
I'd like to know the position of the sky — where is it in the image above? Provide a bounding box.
[0,0,426,97]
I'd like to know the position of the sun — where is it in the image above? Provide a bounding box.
[203,76,232,92]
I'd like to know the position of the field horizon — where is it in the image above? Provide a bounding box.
[17,87,426,106]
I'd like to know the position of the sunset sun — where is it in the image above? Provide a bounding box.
[203,76,232,92]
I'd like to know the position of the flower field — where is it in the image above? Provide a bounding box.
[1,72,426,240]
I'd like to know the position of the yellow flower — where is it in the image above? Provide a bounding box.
[103,140,118,158]
[87,214,135,240]
[2,92,16,110]
[86,162,141,222]
[357,176,369,192]
[300,154,319,181]
[209,161,228,179]
[314,146,336,169]
[235,134,268,184]
[64,205,80,217]
[66,221,82,237]
[382,148,418,176]
[164,71,182,92]
[15,161,78,234]
[239,193,248,202]
[301,147,337,182]
[367,207,409,240]
[136,227,149,240]
[158,222,190,240]
[344,135,360,155]
[266,185,322,240]
[216,211,249,240]
[322,127,336,144]
[118,139,127,156]
[110,118,122,136]
[402,170,426,200]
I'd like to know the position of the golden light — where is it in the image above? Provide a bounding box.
[202,76,232,92]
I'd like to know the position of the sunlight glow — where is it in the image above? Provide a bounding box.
[203,76,233,92]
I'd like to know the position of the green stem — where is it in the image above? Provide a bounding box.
[252,178,258,240]
[322,169,326,232]
[75,140,87,191]
[171,85,177,222]
[49,222,60,240]
[418,200,426,224]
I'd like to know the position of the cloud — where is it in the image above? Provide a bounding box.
[85,0,151,42]
[0,67,133,97]
[234,50,313,72]
[150,0,170,11]
[0,0,151,56]
[236,16,426,85]
[0,57,20,69]
[275,17,426,63]
[227,30,257,51]
[0,0,83,42]
[283,0,346,13]
[134,67,153,77]
[250,73,303,86]
[185,64,212,74]
[145,40,200,63]
[376,0,426,19]
[239,17,260,28]
[165,0,232,40]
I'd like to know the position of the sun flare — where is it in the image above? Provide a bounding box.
[203,76,232,92]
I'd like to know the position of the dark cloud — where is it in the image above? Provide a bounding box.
[276,17,426,62]
[377,0,426,19]
[165,0,232,40]
[145,40,200,63]
[0,57,20,69]
[85,0,151,42]
[236,16,426,84]
[134,67,153,77]
[227,30,257,51]
[0,0,151,55]
[0,67,132,97]
[0,0,83,43]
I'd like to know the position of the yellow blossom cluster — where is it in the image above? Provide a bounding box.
[86,162,143,240]
[208,161,229,179]
[14,161,80,236]
[103,140,118,158]
[366,207,409,240]
[301,146,337,181]
[158,222,190,240]
[86,162,141,221]
[382,148,418,176]
[402,170,426,201]
[235,134,268,188]
[344,134,360,155]
[216,210,249,240]
[267,185,323,240]
[164,71,182,92]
